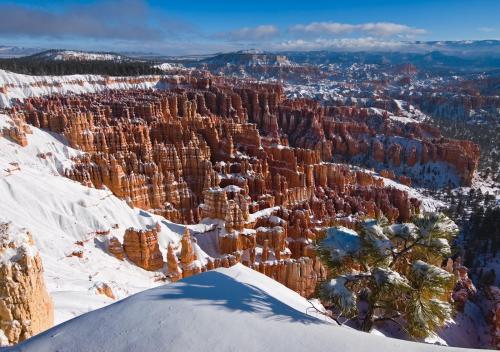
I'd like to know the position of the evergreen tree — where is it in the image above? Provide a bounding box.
[319,213,458,338]
[0,58,165,76]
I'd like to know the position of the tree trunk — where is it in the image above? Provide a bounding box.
[361,304,374,332]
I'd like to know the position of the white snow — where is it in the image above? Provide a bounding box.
[0,113,206,324]
[0,69,165,108]
[223,184,243,193]
[322,226,361,261]
[389,115,419,124]
[343,164,445,212]
[0,329,8,347]
[11,264,472,352]
[39,50,125,62]
[154,62,185,71]
[373,267,410,288]
[0,222,38,265]
[247,206,280,222]
[381,176,446,212]
[326,276,358,312]
[361,219,392,254]
[454,175,500,203]
[413,260,454,282]
[385,223,419,240]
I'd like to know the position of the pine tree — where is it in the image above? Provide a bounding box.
[319,212,458,338]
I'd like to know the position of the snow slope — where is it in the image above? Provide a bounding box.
[32,50,127,62]
[0,113,208,324]
[0,69,166,108]
[346,165,445,212]
[382,177,446,212]
[9,264,478,352]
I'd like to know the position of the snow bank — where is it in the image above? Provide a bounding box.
[11,264,472,352]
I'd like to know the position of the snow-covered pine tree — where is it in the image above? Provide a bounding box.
[319,212,458,338]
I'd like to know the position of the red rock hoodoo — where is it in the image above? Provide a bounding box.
[7,72,480,297]
[122,228,163,271]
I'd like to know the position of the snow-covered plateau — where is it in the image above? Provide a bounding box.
[35,50,126,62]
[0,69,167,108]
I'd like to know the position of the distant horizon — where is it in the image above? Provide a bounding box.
[1,39,500,58]
[0,0,499,55]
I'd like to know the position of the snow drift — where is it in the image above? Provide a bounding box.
[8,264,475,352]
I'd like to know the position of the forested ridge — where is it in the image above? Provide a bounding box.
[0,58,163,76]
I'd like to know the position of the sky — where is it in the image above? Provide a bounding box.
[0,0,498,55]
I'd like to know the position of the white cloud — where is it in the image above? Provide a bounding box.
[214,25,279,41]
[290,22,426,37]
[208,22,424,53]
[291,22,355,35]
[271,37,408,51]
[477,27,494,33]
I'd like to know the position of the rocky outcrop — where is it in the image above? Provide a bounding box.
[219,231,256,255]
[274,100,479,186]
[0,113,31,147]
[256,226,286,253]
[0,222,53,345]
[201,187,250,233]
[252,257,325,297]
[108,236,125,260]
[94,282,116,300]
[447,258,477,312]
[122,228,163,271]
[166,242,182,282]
[179,228,201,278]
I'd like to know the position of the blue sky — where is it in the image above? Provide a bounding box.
[0,0,498,54]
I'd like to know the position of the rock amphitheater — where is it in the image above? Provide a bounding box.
[0,72,481,342]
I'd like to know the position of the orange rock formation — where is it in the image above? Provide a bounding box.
[123,228,163,271]
[6,73,480,298]
[0,223,53,345]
